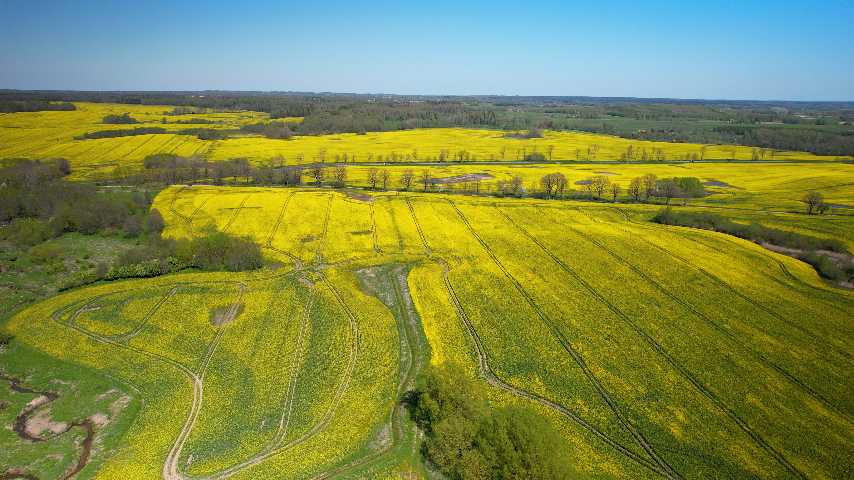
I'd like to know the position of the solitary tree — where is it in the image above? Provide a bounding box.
[611,182,621,202]
[380,170,390,191]
[802,191,827,215]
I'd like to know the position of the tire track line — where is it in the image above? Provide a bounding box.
[501,207,805,480]
[437,258,668,478]
[221,195,249,233]
[406,199,664,475]
[265,192,294,248]
[595,215,854,421]
[450,201,680,480]
[405,197,431,255]
[611,207,854,360]
[109,286,179,343]
[204,275,360,479]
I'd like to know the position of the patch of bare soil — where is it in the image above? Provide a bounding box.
[575,179,592,185]
[343,190,373,202]
[209,302,245,326]
[703,179,739,188]
[429,173,494,185]
[594,171,618,176]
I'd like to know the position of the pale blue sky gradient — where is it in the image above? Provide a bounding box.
[2,0,853,100]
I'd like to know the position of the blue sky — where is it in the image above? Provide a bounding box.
[2,0,853,100]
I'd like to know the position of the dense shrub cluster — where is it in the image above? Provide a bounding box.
[0,100,75,113]
[0,159,159,244]
[651,208,846,253]
[102,113,139,124]
[412,365,574,479]
[652,208,853,282]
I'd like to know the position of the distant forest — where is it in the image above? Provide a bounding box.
[2,90,854,156]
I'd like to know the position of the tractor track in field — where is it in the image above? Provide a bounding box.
[309,265,425,480]
[265,192,295,248]
[612,207,854,361]
[405,198,432,255]
[121,133,159,160]
[604,215,854,422]
[43,292,204,480]
[448,200,681,480]
[370,203,382,254]
[560,218,854,425]
[664,221,854,314]
[164,283,246,480]
[108,286,179,343]
[405,199,666,476]
[187,281,318,480]
[436,259,671,478]
[500,207,806,480]
[192,274,360,479]
[315,194,334,265]
[221,195,250,233]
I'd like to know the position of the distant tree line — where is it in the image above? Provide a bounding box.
[4,90,854,155]
[0,99,75,113]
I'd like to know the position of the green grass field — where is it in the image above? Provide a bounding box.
[3,184,852,479]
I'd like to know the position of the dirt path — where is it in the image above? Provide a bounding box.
[163,284,246,480]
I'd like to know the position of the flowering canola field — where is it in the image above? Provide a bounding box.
[2,187,853,479]
[0,103,846,181]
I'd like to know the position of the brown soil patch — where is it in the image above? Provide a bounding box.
[343,190,373,202]
[429,173,494,185]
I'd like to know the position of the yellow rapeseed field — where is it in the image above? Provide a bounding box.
[5,186,851,478]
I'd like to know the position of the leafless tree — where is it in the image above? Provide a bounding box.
[510,175,524,196]
[368,168,379,190]
[400,170,414,191]
[420,169,432,192]
[591,175,611,198]
[802,191,826,215]
[380,170,390,190]
[540,173,567,199]
[611,182,621,202]
[629,177,642,201]
[642,174,657,200]
[333,166,347,188]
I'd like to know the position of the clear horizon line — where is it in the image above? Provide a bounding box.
[2,88,853,104]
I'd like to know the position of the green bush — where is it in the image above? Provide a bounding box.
[413,365,575,480]
[1,218,54,246]
[651,208,847,253]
